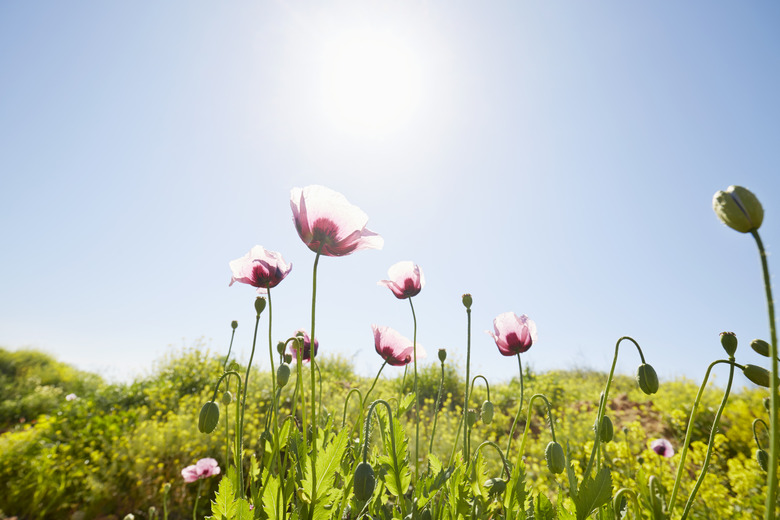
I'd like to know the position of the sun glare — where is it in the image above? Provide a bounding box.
[321,30,422,136]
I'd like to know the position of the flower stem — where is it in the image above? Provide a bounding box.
[267,288,277,428]
[192,479,203,520]
[505,354,525,464]
[463,304,472,463]
[429,358,446,458]
[223,325,237,372]
[309,248,322,518]
[515,393,556,475]
[237,313,261,498]
[409,297,420,482]
[753,230,778,520]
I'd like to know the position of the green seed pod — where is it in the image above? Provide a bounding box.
[599,415,614,443]
[467,408,479,427]
[462,293,473,309]
[481,401,494,425]
[765,397,771,412]
[545,441,565,474]
[438,348,447,363]
[719,332,738,357]
[636,363,659,395]
[231,320,238,330]
[752,339,771,358]
[277,341,286,355]
[221,391,233,405]
[284,353,293,364]
[712,185,764,233]
[743,364,771,388]
[198,401,220,434]
[757,448,769,472]
[353,461,376,501]
[277,363,291,388]
[484,477,506,496]
[254,296,267,316]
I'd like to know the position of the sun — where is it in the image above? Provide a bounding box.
[320,30,422,136]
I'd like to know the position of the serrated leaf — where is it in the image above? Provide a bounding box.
[398,392,415,416]
[235,497,253,520]
[504,460,527,518]
[262,474,282,520]
[574,467,613,520]
[428,452,443,475]
[302,428,349,504]
[534,492,556,520]
[211,477,237,520]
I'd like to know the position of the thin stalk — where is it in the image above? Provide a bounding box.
[237,313,261,498]
[410,297,420,481]
[267,289,277,424]
[362,400,407,516]
[613,488,641,520]
[515,393,556,473]
[466,374,491,465]
[192,479,203,520]
[223,325,237,372]
[463,305,472,463]
[505,354,525,462]
[429,359,446,457]
[753,230,778,520]
[309,248,322,518]
[470,440,512,477]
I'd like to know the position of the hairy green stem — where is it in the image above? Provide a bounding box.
[429,358,446,457]
[516,393,557,471]
[309,248,322,519]
[362,400,407,516]
[505,354,525,463]
[463,305,472,463]
[410,297,420,482]
[470,440,512,477]
[613,488,640,520]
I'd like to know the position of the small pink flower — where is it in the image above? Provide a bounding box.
[378,261,425,299]
[229,245,292,294]
[487,312,538,356]
[289,330,318,362]
[372,325,426,366]
[290,185,383,257]
[65,393,78,401]
[181,457,221,483]
[650,439,674,458]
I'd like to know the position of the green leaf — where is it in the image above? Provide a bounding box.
[428,452,443,476]
[210,477,237,520]
[504,460,527,519]
[302,428,349,504]
[262,474,282,520]
[234,498,253,520]
[534,492,556,520]
[573,467,613,520]
[398,392,415,416]
[565,441,578,501]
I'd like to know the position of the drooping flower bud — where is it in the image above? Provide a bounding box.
[743,364,771,388]
[277,363,291,388]
[462,293,473,309]
[712,185,764,234]
[484,477,507,496]
[438,348,447,363]
[284,353,293,364]
[198,401,220,434]
[545,441,565,474]
[231,320,238,330]
[757,449,769,471]
[221,391,233,405]
[353,461,376,501]
[277,341,286,355]
[719,332,738,357]
[752,339,770,358]
[599,415,614,443]
[254,297,267,316]
[636,363,659,395]
[467,409,479,427]
[481,401,494,425]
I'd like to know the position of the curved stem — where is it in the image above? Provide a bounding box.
[613,488,640,520]
[469,375,491,402]
[680,357,736,519]
[755,418,770,449]
[515,393,557,470]
[753,230,779,520]
[667,359,734,513]
[505,354,525,463]
[343,388,364,429]
[409,297,420,482]
[463,306,472,464]
[362,400,406,516]
[429,359,446,457]
[470,440,512,477]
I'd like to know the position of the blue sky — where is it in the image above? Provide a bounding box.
[1,1,778,387]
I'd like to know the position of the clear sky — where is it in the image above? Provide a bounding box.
[1,1,778,387]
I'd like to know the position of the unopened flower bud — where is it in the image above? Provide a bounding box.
[765,397,771,412]
[712,185,764,233]
[481,401,494,425]
[484,477,506,495]
[231,320,238,330]
[545,441,565,474]
[752,339,770,358]
[284,353,293,364]
[277,341,286,355]
[353,461,376,501]
[221,391,233,405]
[467,408,479,427]
[462,293,473,309]
[599,415,614,443]
[277,364,291,388]
[198,401,220,434]
[254,297,267,316]
[720,332,738,357]
[757,448,769,472]
[636,363,659,395]
[743,364,771,388]
[438,349,447,363]
[162,482,171,494]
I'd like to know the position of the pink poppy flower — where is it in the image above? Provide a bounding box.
[290,185,383,257]
[378,261,425,299]
[181,457,220,483]
[229,245,292,294]
[372,325,426,366]
[650,439,674,458]
[289,330,318,362]
[487,312,538,356]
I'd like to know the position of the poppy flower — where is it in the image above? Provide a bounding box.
[181,457,221,483]
[229,245,292,294]
[289,330,318,362]
[487,312,537,356]
[378,261,425,299]
[650,439,674,458]
[372,325,425,366]
[290,185,383,257]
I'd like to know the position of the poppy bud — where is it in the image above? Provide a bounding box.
[752,339,770,358]
[284,353,293,364]
[757,449,769,472]
[198,401,220,434]
[765,397,771,412]
[162,482,171,494]
[719,332,738,357]
[438,349,447,363]
[637,363,659,395]
[221,391,232,405]
[277,341,286,355]
[353,461,376,501]
[254,297,267,316]
[231,320,238,330]
[545,441,565,474]
[743,364,771,388]
[484,477,506,496]
[462,293,473,309]
[712,185,764,233]
[481,401,494,425]
[467,409,479,427]
[277,364,291,388]
[599,415,614,443]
